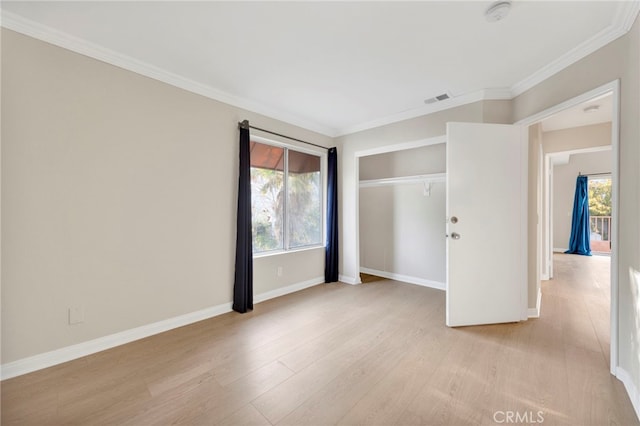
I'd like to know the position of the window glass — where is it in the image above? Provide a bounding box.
[287,150,322,248]
[250,143,284,252]
[250,141,323,254]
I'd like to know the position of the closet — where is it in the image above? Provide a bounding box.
[358,143,446,289]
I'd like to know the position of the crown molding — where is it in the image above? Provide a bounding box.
[335,88,513,137]
[1,8,510,138]
[511,0,640,97]
[337,0,639,135]
[0,11,338,137]
[2,1,638,139]
[616,0,640,33]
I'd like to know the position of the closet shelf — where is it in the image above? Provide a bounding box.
[359,172,446,188]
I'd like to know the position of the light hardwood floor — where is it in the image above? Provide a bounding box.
[2,254,638,425]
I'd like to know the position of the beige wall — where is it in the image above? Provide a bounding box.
[1,29,333,363]
[482,99,513,125]
[359,183,446,284]
[514,16,640,401]
[543,122,612,153]
[359,143,446,181]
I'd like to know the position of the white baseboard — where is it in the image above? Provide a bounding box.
[253,276,324,304]
[617,366,640,422]
[360,267,445,291]
[553,247,567,253]
[1,277,324,381]
[0,302,232,380]
[339,274,361,285]
[528,287,543,318]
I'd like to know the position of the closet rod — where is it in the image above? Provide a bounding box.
[359,173,446,188]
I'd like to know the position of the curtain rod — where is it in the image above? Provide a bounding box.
[238,120,328,151]
[578,171,611,177]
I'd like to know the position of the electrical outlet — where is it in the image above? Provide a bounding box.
[277,266,283,277]
[69,306,84,325]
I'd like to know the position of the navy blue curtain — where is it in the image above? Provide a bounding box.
[565,175,592,256]
[233,123,253,312]
[325,147,339,283]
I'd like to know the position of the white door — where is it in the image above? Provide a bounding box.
[446,122,527,327]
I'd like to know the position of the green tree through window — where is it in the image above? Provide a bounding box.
[588,178,611,217]
[588,177,612,241]
[250,141,322,254]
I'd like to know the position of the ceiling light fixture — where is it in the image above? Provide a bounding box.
[485,1,512,22]
[583,105,600,113]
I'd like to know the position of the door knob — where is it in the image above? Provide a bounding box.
[450,232,461,240]
[450,216,458,224]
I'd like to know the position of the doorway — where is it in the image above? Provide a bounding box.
[518,80,619,375]
[588,175,612,254]
[546,146,613,259]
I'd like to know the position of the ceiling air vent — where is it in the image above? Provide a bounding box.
[424,92,452,105]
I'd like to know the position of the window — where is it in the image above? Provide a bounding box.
[588,176,612,253]
[250,140,323,254]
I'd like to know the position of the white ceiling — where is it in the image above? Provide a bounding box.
[542,93,613,132]
[1,1,638,137]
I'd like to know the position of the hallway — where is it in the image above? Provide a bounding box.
[544,253,611,365]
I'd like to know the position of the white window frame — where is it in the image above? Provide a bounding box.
[250,135,327,258]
